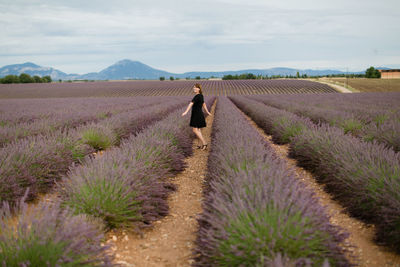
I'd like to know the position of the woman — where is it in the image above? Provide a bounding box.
[181,83,212,150]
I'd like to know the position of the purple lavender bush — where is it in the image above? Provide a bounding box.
[0,97,189,206]
[0,96,163,147]
[60,130,185,228]
[249,95,366,136]
[60,96,215,229]
[229,96,314,144]
[0,131,94,205]
[0,198,113,266]
[289,123,400,251]
[248,93,400,152]
[361,111,400,152]
[231,95,400,252]
[0,96,170,149]
[195,97,351,266]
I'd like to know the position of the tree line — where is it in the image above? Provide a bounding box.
[0,73,52,84]
[221,67,382,80]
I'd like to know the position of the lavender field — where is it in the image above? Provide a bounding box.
[1,89,399,266]
[0,79,336,98]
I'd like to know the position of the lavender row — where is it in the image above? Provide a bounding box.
[59,96,215,229]
[0,98,187,205]
[194,97,350,266]
[0,96,152,124]
[248,94,400,152]
[0,79,336,98]
[0,97,166,147]
[0,198,113,266]
[230,96,400,252]
[250,92,400,119]
[0,96,214,265]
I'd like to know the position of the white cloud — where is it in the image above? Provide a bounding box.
[0,0,399,73]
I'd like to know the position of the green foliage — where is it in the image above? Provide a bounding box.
[214,207,331,266]
[58,136,91,161]
[169,76,174,80]
[365,66,381,78]
[19,73,34,83]
[0,238,87,267]
[63,176,142,229]
[222,73,257,80]
[33,75,42,83]
[372,114,388,127]
[42,75,52,82]
[0,73,52,83]
[159,76,165,81]
[1,74,20,83]
[340,118,364,135]
[273,117,304,143]
[80,127,117,150]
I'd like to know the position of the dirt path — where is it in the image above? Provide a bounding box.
[236,106,400,267]
[312,78,355,93]
[106,100,216,267]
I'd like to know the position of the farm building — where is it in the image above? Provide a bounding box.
[378,69,400,79]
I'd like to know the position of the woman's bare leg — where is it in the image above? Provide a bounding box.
[192,128,206,146]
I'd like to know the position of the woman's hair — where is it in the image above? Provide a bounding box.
[194,83,203,94]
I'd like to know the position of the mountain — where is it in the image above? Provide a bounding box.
[0,60,366,80]
[79,59,175,80]
[0,62,78,80]
[179,67,357,78]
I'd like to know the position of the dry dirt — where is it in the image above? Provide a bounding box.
[14,97,400,267]
[312,78,355,93]
[236,106,400,267]
[105,100,216,267]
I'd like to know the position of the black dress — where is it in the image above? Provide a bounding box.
[190,94,206,128]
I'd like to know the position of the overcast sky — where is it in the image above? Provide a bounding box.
[1,0,399,74]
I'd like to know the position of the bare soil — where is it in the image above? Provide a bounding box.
[322,78,400,92]
[236,106,400,267]
[106,100,216,267]
[314,78,355,93]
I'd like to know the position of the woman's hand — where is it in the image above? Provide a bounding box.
[182,102,193,117]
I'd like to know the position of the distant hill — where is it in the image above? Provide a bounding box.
[0,59,367,80]
[79,60,174,80]
[0,62,78,80]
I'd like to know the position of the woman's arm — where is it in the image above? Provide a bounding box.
[181,102,194,116]
[202,102,212,116]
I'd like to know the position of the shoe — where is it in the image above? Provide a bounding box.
[201,144,208,150]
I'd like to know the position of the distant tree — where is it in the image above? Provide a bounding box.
[33,75,42,83]
[159,76,165,81]
[245,73,256,79]
[365,66,381,78]
[195,76,201,80]
[42,75,52,83]
[169,76,174,81]
[19,73,34,83]
[296,71,300,78]
[1,75,20,83]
